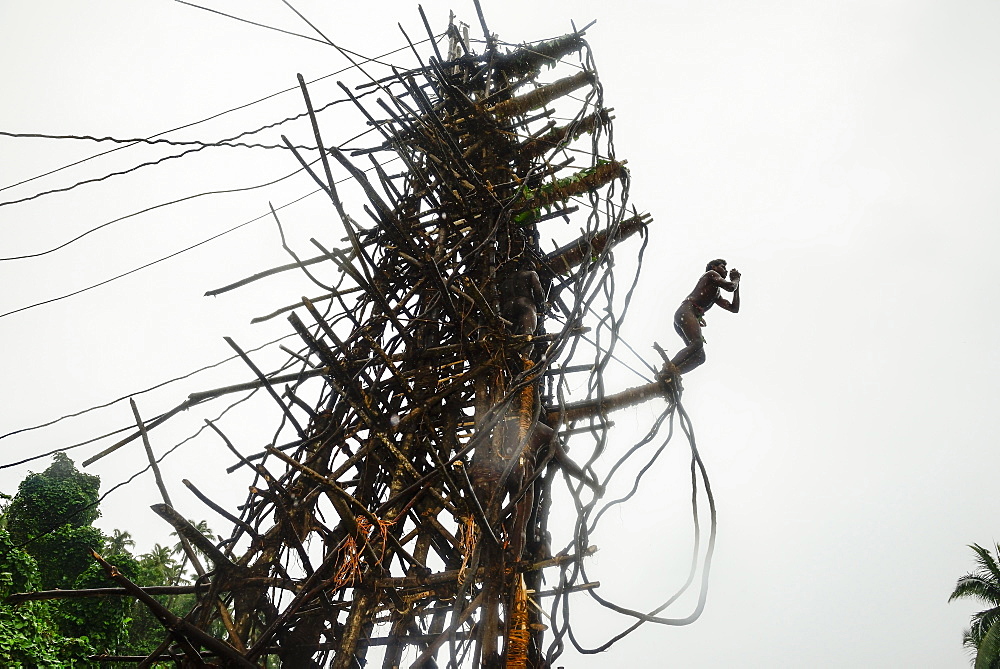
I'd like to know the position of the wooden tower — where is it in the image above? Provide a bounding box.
[61,9,685,668]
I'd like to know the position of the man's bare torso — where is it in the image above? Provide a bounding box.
[685,270,726,312]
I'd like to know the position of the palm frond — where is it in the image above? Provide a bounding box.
[968,608,1000,649]
[972,544,1000,585]
[952,575,1000,606]
[953,542,1000,666]
[974,614,1000,669]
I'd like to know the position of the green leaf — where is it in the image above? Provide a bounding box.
[976,617,1000,669]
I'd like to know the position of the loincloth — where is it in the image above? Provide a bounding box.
[680,298,708,326]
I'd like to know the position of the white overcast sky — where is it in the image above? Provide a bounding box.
[2,1,999,667]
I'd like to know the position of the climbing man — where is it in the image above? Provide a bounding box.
[665,258,740,376]
[501,267,545,336]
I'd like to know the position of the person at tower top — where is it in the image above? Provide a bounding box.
[664,258,740,376]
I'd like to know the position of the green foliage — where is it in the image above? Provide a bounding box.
[0,455,216,664]
[106,529,135,556]
[0,528,92,665]
[6,453,103,592]
[141,544,184,586]
[57,552,144,655]
[124,544,186,654]
[951,543,1000,669]
[520,159,612,202]
[0,604,92,666]
[7,453,100,541]
[0,527,40,596]
[515,160,617,226]
[513,208,541,225]
[0,492,12,531]
[979,622,1000,669]
[168,519,213,585]
[31,525,105,591]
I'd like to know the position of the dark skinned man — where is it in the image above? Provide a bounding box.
[663,258,741,376]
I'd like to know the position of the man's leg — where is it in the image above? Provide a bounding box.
[670,306,706,374]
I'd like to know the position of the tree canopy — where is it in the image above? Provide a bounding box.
[0,453,213,664]
[6,452,103,590]
[951,543,1000,669]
